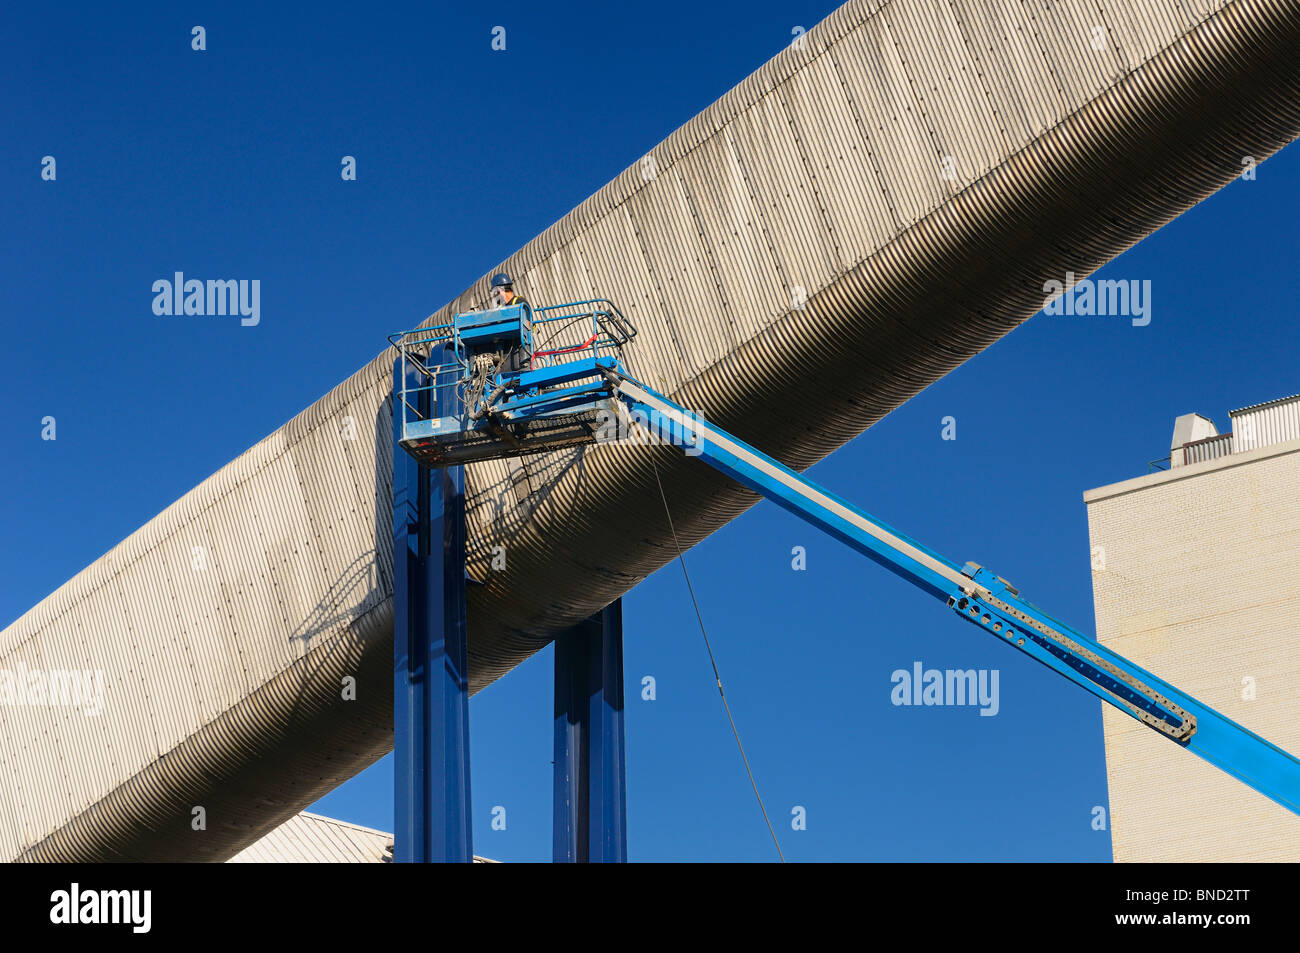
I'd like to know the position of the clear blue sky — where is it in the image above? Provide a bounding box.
[4,1,1297,862]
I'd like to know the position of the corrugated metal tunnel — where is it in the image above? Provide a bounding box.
[4,0,1300,860]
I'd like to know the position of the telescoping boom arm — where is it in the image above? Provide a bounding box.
[389,302,1300,817]
[607,372,1300,814]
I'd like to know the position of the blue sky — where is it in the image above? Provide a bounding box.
[4,1,1297,862]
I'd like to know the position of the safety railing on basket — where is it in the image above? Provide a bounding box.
[387,324,464,443]
[388,299,637,445]
[529,299,636,369]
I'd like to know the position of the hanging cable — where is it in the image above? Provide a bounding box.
[649,454,785,863]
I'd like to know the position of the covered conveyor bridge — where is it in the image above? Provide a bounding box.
[4,0,1300,861]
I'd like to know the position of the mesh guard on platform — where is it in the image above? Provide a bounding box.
[400,404,614,467]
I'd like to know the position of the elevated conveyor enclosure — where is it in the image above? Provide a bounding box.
[5,0,1300,861]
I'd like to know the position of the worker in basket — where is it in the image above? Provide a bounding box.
[490,272,529,311]
[489,272,531,373]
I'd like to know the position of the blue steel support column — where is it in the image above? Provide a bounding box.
[553,599,627,862]
[393,352,472,862]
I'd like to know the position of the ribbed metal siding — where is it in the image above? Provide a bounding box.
[1183,432,1235,465]
[227,812,391,863]
[5,0,1300,862]
[226,811,494,863]
[1231,394,1300,452]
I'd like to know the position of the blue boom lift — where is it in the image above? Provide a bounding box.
[390,298,1300,852]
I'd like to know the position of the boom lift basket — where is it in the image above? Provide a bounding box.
[389,299,637,467]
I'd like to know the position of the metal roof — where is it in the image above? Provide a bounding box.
[7,0,1300,861]
[228,812,494,863]
[1230,393,1300,415]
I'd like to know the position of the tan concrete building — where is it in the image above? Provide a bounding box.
[1085,394,1300,861]
[8,0,1300,864]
